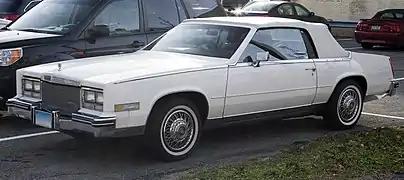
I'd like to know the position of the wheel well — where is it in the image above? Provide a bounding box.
[148,91,209,126]
[335,76,368,97]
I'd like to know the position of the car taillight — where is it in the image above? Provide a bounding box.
[381,24,400,33]
[356,22,369,31]
[4,14,19,21]
[389,57,395,78]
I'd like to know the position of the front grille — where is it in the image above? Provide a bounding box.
[41,81,81,117]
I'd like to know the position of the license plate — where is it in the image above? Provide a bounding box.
[35,110,53,129]
[371,25,381,31]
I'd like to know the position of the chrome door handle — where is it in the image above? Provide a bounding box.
[305,67,316,72]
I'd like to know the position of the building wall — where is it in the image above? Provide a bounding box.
[222,0,404,20]
[296,0,404,20]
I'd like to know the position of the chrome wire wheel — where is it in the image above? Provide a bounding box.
[160,105,198,156]
[336,85,362,125]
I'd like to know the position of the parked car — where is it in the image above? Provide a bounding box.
[0,18,11,28]
[6,16,398,161]
[0,0,227,109]
[0,0,39,21]
[355,9,404,49]
[228,0,330,30]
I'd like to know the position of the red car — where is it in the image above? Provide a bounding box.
[355,9,404,49]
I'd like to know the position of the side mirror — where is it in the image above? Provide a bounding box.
[86,25,110,39]
[252,52,270,67]
[309,12,315,16]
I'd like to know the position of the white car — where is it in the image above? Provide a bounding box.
[0,19,11,29]
[6,16,398,161]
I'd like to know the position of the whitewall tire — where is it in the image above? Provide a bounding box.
[324,80,364,130]
[145,97,201,162]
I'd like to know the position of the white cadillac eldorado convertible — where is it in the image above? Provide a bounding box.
[6,17,398,161]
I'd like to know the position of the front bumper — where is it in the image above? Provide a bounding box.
[6,98,123,138]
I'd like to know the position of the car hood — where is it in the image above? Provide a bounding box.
[0,30,62,44]
[21,51,229,85]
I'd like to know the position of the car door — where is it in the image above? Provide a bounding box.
[143,0,182,44]
[224,28,318,117]
[83,0,147,58]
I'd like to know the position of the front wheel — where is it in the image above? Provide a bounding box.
[323,80,364,130]
[145,98,201,162]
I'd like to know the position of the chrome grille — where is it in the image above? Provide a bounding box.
[41,81,81,117]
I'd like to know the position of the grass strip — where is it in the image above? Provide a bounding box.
[183,127,404,180]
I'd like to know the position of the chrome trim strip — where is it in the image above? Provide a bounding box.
[81,87,103,93]
[114,65,228,84]
[211,96,225,99]
[222,103,313,118]
[226,86,317,98]
[72,113,115,121]
[22,76,41,82]
[317,85,333,88]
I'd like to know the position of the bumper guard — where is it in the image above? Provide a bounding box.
[6,98,120,138]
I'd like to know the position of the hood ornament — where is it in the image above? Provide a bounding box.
[58,63,62,71]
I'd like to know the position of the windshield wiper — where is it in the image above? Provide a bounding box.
[13,28,61,35]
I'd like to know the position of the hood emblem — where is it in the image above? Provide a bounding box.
[58,63,62,71]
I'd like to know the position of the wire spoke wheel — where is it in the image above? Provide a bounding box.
[159,105,199,157]
[337,85,362,125]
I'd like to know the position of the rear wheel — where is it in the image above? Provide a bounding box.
[323,80,364,130]
[361,43,373,49]
[145,97,201,162]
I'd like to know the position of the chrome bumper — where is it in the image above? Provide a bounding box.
[6,98,120,138]
[387,80,399,96]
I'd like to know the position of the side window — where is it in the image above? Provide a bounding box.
[144,0,179,31]
[277,4,295,16]
[395,13,404,19]
[380,12,394,19]
[238,28,309,63]
[267,28,309,59]
[92,0,140,36]
[294,4,309,16]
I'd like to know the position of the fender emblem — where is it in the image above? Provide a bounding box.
[58,63,62,71]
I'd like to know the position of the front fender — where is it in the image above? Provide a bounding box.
[149,86,209,112]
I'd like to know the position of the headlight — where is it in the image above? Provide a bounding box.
[22,77,41,99]
[82,88,103,111]
[0,48,23,66]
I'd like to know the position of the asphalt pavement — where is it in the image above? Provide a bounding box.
[1,40,404,180]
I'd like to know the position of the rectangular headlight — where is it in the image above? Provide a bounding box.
[22,77,41,99]
[82,88,103,111]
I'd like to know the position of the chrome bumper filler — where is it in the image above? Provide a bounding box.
[364,80,399,102]
[387,80,399,96]
[6,98,122,138]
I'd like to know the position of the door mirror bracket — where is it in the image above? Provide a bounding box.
[85,25,110,43]
[252,52,270,67]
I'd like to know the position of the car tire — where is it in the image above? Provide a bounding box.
[323,80,364,130]
[145,97,201,162]
[361,43,373,49]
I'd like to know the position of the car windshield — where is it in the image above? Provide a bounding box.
[242,2,277,11]
[7,0,96,34]
[143,24,250,59]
